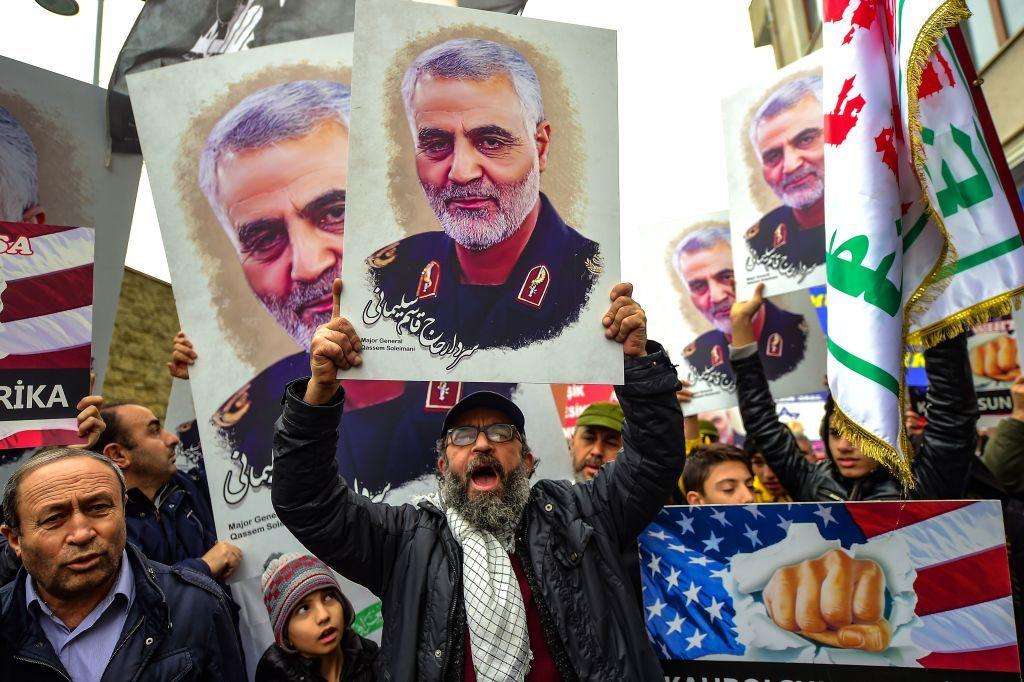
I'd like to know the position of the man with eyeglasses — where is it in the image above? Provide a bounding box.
[270,279,685,681]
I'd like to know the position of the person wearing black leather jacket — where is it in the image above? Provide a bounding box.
[271,281,685,681]
[730,285,978,501]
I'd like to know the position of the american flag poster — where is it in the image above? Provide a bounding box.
[0,222,93,449]
[641,501,1020,682]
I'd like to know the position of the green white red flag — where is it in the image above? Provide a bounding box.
[824,0,1024,484]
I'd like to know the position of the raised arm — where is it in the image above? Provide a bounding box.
[730,285,825,501]
[584,284,685,548]
[271,279,420,594]
[912,332,978,498]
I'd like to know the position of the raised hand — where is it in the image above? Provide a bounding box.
[603,282,647,358]
[74,395,105,450]
[729,283,766,347]
[167,331,197,380]
[764,548,891,653]
[306,278,362,405]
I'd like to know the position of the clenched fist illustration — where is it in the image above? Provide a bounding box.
[970,335,1019,382]
[763,549,892,652]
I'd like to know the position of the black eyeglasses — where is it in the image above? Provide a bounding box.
[447,424,520,447]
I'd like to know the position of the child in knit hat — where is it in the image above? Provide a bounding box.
[256,553,379,682]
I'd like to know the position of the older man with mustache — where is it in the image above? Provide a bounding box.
[367,38,602,352]
[0,448,245,681]
[272,279,685,680]
[743,74,826,274]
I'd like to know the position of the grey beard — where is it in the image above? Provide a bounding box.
[422,163,540,251]
[440,455,531,541]
[255,265,340,351]
[772,169,824,211]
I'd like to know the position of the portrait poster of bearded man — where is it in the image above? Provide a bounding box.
[129,34,575,676]
[0,56,141,486]
[339,0,621,384]
[722,51,827,298]
[629,212,827,414]
[0,57,142,397]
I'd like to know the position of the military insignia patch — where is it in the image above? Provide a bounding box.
[710,344,724,367]
[772,223,787,249]
[368,241,399,268]
[425,381,462,411]
[417,261,441,300]
[745,222,760,239]
[767,332,784,358]
[517,264,550,309]
[585,254,604,276]
[213,383,252,428]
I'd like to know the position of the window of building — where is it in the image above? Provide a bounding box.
[963,0,1024,68]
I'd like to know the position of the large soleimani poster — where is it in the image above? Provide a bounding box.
[0,56,142,393]
[722,51,826,298]
[129,33,574,581]
[633,213,826,414]
[339,0,621,383]
[642,500,1019,681]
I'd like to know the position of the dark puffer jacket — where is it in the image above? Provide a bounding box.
[0,543,246,681]
[271,342,683,681]
[255,632,378,682]
[733,333,977,501]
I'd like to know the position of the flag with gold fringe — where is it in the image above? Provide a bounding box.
[823,0,1024,485]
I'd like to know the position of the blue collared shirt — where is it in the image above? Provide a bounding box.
[26,550,135,682]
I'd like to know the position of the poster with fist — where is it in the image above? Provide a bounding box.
[639,500,1019,681]
[968,315,1020,416]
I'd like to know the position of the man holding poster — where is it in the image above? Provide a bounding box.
[272,281,683,680]
[673,223,809,386]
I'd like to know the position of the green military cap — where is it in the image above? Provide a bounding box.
[697,419,719,442]
[575,402,624,433]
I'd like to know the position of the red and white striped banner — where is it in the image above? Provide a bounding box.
[0,221,94,449]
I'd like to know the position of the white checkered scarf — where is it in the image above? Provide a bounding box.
[444,504,531,682]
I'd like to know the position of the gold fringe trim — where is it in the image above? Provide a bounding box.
[830,401,914,491]
[841,0,969,486]
[902,0,971,339]
[908,285,1024,347]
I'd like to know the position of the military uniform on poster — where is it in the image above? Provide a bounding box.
[684,299,809,388]
[367,193,602,351]
[744,204,826,272]
[204,352,515,497]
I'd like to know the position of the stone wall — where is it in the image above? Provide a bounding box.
[102,269,180,420]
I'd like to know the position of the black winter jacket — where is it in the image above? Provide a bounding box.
[0,543,246,681]
[271,342,684,681]
[255,632,379,682]
[125,464,219,577]
[733,333,977,501]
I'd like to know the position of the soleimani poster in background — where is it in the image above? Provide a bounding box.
[722,51,826,298]
[641,500,1019,681]
[0,57,141,397]
[0,222,93,449]
[633,213,826,414]
[339,0,621,383]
